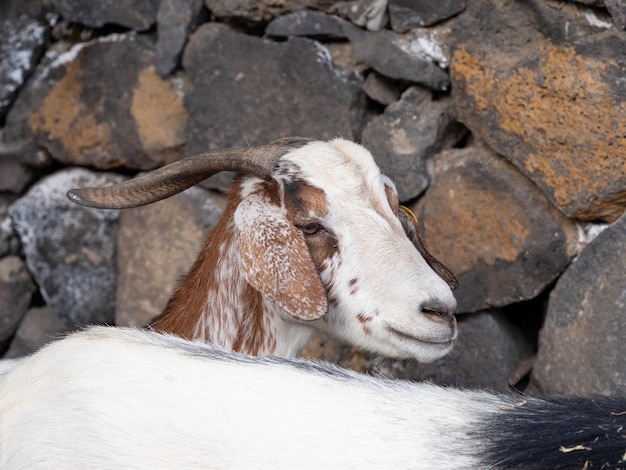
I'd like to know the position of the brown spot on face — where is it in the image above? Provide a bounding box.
[284,177,330,220]
[357,313,372,336]
[282,176,338,278]
[328,295,339,309]
[349,278,359,295]
[357,312,372,324]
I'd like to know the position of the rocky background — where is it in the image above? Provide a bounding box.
[1,0,625,398]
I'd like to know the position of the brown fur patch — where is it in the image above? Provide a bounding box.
[357,312,372,324]
[349,278,358,295]
[283,178,338,276]
[153,179,272,353]
[232,283,277,354]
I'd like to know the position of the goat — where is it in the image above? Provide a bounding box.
[1,326,624,469]
[67,138,459,361]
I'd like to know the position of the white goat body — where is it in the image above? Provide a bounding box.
[70,138,459,361]
[1,327,624,469]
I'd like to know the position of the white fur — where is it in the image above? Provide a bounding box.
[3,328,625,469]
[0,327,496,469]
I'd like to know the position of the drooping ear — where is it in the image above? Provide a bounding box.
[234,193,328,320]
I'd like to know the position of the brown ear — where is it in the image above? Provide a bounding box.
[398,206,459,290]
[235,194,328,320]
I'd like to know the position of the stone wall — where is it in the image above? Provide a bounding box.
[1,0,624,397]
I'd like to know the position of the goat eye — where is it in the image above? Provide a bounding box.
[299,222,322,235]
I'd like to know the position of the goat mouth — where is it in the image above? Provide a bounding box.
[385,326,455,348]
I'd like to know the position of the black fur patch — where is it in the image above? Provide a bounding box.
[479,396,626,469]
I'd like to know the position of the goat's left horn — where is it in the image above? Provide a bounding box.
[66,137,312,209]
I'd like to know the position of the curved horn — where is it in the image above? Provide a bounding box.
[66,137,313,209]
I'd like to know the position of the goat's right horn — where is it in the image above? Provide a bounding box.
[66,137,313,209]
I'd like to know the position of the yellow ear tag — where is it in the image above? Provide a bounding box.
[399,205,418,223]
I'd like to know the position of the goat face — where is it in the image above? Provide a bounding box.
[234,139,458,362]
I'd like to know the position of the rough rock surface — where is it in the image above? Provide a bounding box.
[50,0,161,31]
[185,24,363,147]
[389,0,466,32]
[0,196,21,257]
[362,86,464,201]
[415,145,578,313]
[0,15,47,122]
[204,0,335,23]
[450,0,626,221]
[266,11,350,38]
[9,169,123,328]
[337,0,389,31]
[116,187,226,327]
[361,72,405,105]
[183,23,364,190]
[0,256,35,348]
[346,26,450,90]
[5,33,188,170]
[3,306,71,358]
[530,212,626,397]
[155,0,205,77]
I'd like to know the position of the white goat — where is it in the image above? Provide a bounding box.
[67,138,458,361]
[1,326,624,469]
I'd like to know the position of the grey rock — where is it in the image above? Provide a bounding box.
[266,11,350,39]
[389,0,466,32]
[116,186,226,327]
[0,157,35,193]
[183,23,364,190]
[345,26,450,90]
[3,306,73,358]
[0,0,55,22]
[337,0,388,31]
[0,256,36,348]
[155,0,205,77]
[4,33,188,171]
[0,15,47,121]
[9,169,124,328]
[414,145,579,313]
[50,0,161,31]
[605,0,626,29]
[361,87,465,201]
[361,72,405,105]
[569,0,604,5]
[203,0,334,23]
[530,212,626,397]
[450,0,626,221]
[0,196,21,258]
